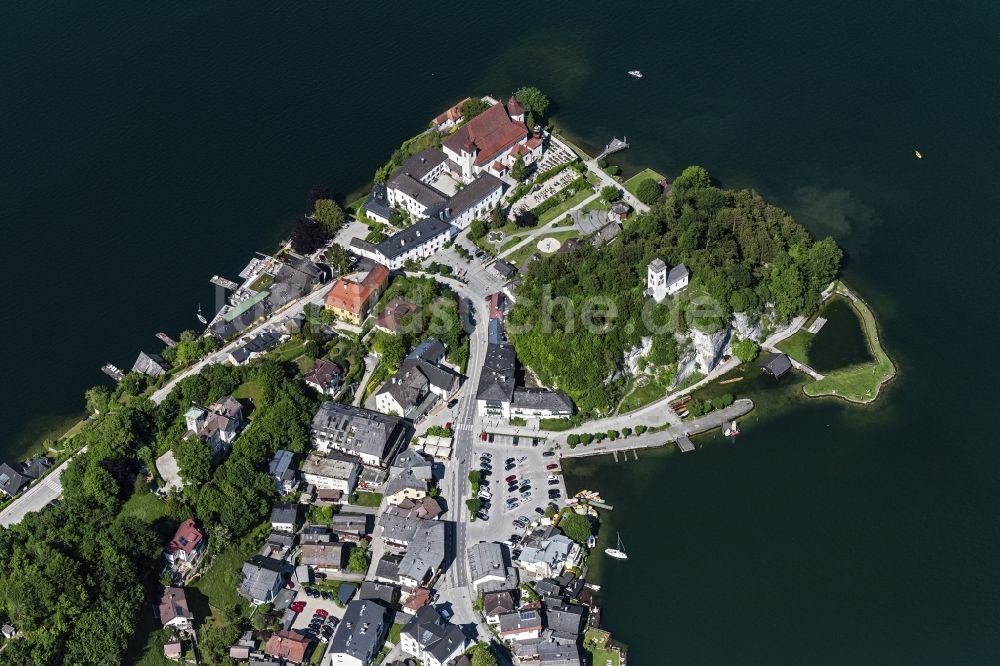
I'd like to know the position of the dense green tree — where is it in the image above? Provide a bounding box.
[732,337,760,364]
[558,511,594,544]
[461,98,490,120]
[468,219,487,240]
[314,198,345,236]
[634,178,662,205]
[290,216,329,254]
[515,86,550,121]
[85,385,111,415]
[673,165,711,192]
[600,185,622,202]
[470,642,500,666]
[511,153,526,181]
[174,438,213,486]
[348,540,371,573]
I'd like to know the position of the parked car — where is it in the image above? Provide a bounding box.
[510,534,522,543]
[505,457,515,465]
[505,475,517,484]
[520,495,531,504]
[481,431,487,441]
[448,398,458,408]
[290,601,306,613]
[488,433,495,443]
[314,608,329,618]
[532,438,540,447]
[476,511,490,521]
[512,436,520,446]
[505,463,515,472]
[542,451,556,457]
[546,464,559,471]
[445,421,452,430]
[547,474,558,481]
[534,507,546,515]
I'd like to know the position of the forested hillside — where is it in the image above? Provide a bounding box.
[507,166,842,415]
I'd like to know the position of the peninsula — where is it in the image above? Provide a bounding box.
[0,89,891,666]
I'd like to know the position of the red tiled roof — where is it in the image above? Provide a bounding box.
[325,264,389,317]
[375,298,418,332]
[444,103,528,167]
[266,630,311,663]
[509,144,528,157]
[403,587,432,610]
[506,95,525,116]
[432,97,470,126]
[167,519,203,556]
[526,135,543,150]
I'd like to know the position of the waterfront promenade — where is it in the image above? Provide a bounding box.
[561,398,754,458]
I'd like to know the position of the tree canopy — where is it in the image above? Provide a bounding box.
[507,165,843,415]
[634,178,662,205]
[461,98,490,120]
[515,86,550,125]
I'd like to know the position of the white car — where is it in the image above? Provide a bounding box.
[478,489,492,500]
[519,494,532,504]
[547,474,558,481]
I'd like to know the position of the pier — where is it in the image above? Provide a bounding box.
[595,136,630,162]
[210,275,240,290]
[155,332,177,347]
[676,436,695,453]
[100,363,124,382]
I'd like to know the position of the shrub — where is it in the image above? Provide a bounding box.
[635,178,662,204]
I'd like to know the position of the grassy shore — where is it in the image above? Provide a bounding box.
[623,168,666,198]
[803,283,895,403]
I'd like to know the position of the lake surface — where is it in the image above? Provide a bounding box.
[3,0,1000,661]
[808,298,873,373]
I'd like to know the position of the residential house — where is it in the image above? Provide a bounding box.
[399,605,470,666]
[363,183,393,225]
[537,635,582,666]
[266,530,295,555]
[267,449,297,494]
[431,97,470,132]
[0,457,51,497]
[384,496,442,521]
[325,264,390,324]
[511,388,574,419]
[374,298,419,334]
[301,454,360,494]
[498,609,543,642]
[383,450,434,506]
[310,402,407,468]
[303,358,342,396]
[269,502,299,532]
[377,514,422,547]
[400,587,432,615]
[467,541,519,593]
[183,396,244,455]
[132,351,171,377]
[2,624,16,639]
[328,599,388,666]
[490,260,516,280]
[165,519,205,565]
[300,525,333,546]
[227,329,285,366]
[646,258,690,301]
[483,590,516,625]
[397,520,447,588]
[358,581,400,610]
[300,543,346,574]
[265,629,311,664]
[442,98,532,184]
[373,554,403,585]
[589,220,621,248]
[330,513,370,542]
[374,339,460,417]
[515,533,582,580]
[158,587,194,630]
[608,200,632,223]
[476,342,573,420]
[239,556,291,605]
[545,603,586,640]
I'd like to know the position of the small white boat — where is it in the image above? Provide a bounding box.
[914,149,923,159]
[627,70,643,79]
[195,303,208,325]
[724,421,741,437]
[604,532,628,560]
[587,534,597,549]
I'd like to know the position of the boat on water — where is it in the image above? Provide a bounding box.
[195,304,208,325]
[914,149,923,159]
[604,532,628,560]
[628,70,643,79]
[587,534,597,549]
[724,421,741,437]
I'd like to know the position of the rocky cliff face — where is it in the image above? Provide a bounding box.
[733,311,763,342]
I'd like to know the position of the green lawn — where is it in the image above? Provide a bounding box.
[387,622,406,645]
[584,629,621,666]
[804,284,896,403]
[775,330,814,364]
[623,168,666,198]
[274,339,309,362]
[249,273,274,292]
[192,539,256,622]
[232,379,263,403]
[505,231,580,268]
[582,198,613,213]
[350,491,383,507]
[537,186,595,225]
[119,491,169,523]
[617,372,673,414]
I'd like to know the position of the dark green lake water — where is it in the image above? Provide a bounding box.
[809,298,873,373]
[3,1,1000,661]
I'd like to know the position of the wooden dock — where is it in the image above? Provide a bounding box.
[155,332,177,347]
[676,436,695,453]
[595,136,630,162]
[210,275,240,290]
[100,363,124,382]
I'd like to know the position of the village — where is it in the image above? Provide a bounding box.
[0,91,830,666]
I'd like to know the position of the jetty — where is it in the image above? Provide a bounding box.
[676,436,695,453]
[155,332,177,347]
[210,275,240,291]
[595,136,630,162]
[100,363,124,382]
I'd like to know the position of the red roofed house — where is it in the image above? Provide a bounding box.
[431,97,471,131]
[375,298,419,333]
[165,519,205,565]
[265,629,311,664]
[443,97,538,183]
[325,264,390,324]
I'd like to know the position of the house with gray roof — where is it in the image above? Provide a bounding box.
[311,402,407,468]
[300,543,346,573]
[373,554,403,585]
[267,449,296,494]
[515,533,582,580]
[647,257,690,302]
[467,541,519,593]
[328,599,388,666]
[269,502,299,532]
[132,351,171,377]
[511,388,574,419]
[363,183,393,225]
[227,329,285,366]
[537,634,582,666]
[377,513,423,546]
[545,603,586,640]
[358,581,399,610]
[375,338,460,417]
[383,450,434,506]
[761,352,793,379]
[0,457,51,497]
[239,556,291,605]
[475,343,517,419]
[397,520,447,588]
[399,605,470,666]
[499,609,543,641]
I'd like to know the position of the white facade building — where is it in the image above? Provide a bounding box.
[647,258,690,301]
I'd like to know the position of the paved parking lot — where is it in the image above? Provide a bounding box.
[465,434,567,547]
[289,589,345,635]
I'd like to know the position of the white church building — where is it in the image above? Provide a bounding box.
[647,258,690,301]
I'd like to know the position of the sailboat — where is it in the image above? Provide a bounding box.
[627,70,643,79]
[195,304,208,325]
[914,149,923,159]
[604,532,628,560]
